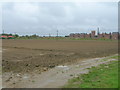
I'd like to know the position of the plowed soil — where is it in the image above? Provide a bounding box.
[2,39,118,74]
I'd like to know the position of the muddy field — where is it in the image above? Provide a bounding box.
[2,39,118,74]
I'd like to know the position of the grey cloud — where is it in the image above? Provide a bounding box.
[2,2,118,36]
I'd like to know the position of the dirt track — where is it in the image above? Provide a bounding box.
[3,54,118,88]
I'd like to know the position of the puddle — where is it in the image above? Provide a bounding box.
[57,65,68,68]
[23,76,29,79]
[22,74,30,79]
[40,54,45,56]
[16,74,20,77]
[56,65,70,70]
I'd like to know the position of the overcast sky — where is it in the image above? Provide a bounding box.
[1,2,118,36]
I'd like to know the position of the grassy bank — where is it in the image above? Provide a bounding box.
[63,56,119,88]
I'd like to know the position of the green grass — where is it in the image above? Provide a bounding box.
[110,55,120,59]
[63,57,118,88]
[101,55,119,61]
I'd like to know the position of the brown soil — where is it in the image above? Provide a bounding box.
[2,39,118,74]
[3,54,118,88]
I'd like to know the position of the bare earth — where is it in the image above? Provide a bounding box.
[2,39,118,88]
[3,54,118,88]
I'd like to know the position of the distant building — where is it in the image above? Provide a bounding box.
[112,32,119,40]
[0,34,14,39]
[91,31,96,38]
[69,30,119,40]
[85,33,91,38]
[0,35,7,39]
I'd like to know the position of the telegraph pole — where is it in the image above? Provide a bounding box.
[57,30,58,37]
[2,29,4,34]
[2,24,4,34]
[49,33,51,37]
[97,27,100,35]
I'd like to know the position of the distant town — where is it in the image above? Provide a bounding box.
[69,30,119,40]
[0,29,119,40]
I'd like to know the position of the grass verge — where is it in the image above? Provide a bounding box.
[63,56,118,88]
